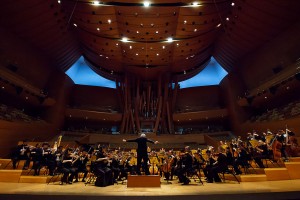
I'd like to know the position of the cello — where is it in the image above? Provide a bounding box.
[270,134,282,162]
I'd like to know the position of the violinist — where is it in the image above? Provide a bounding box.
[176,146,193,185]
[94,146,114,187]
[73,150,89,182]
[41,142,56,176]
[277,130,289,161]
[61,148,77,184]
[10,140,31,170]
[31,143,43,176]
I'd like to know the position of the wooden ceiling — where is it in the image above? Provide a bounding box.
[1,0,300,81]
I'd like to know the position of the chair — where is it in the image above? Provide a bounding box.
[219,167,240,184]
[47,166,63,185]
[187,167,203,185]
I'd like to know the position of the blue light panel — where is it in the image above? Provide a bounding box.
[179,57,228,88]
[66,56,116,89]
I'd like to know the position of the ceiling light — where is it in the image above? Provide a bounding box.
[57,0,61,3]
[106,56,109,59]
[136,53,139,56]
[136,30,139,33]
[97,28,100,31]
[111,71,113,74]
[121,37,129,42]
[129,46,132,49]
[162,46,165,49]
[99,54,103,57]
[108,19,111,24]
[156,53,159,56]
[231,2,235,6]
[192,2,200,6]
[155,31,158,34]
[140,23,144,27]
[1,86,4,89]
[143,1,150,7]
[184,20,187,24]
[73,23,77,27]
[116,43,119,46]
[25,97,28,100]
[194,28,197,32]
[216,23,222,27]
[184,70,186,74]
[167,37,173,42]
[176,43,179,46]
[93,1,101,5]
[226,17,230,21]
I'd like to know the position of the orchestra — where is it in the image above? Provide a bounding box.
[5,126,299,186]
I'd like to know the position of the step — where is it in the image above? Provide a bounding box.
[127,175,160,187]
[240,174,267,182]
[264,168,290,181]
[0,170,22,182]
[285,162,300,179]
[289,157,300,162]
[19,176,48,183]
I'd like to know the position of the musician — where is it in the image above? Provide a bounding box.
[73,150,89,182]
[41,142,56,176]
[206,151,227,183]
[30,143,43,176]
[61,148,77,184]
[176,146,193,185]
[277,130,289,161]
[94,146,114,187]
[10,140,31,170]
[123,133,158,175]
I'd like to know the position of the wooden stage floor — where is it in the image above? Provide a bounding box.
[0,179,300,200]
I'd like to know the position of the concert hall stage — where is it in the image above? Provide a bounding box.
[0,179,300,200]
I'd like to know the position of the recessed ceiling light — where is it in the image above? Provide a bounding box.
[57,0,61,3]
[1,86,4,89]
[192,2,199,6]
[93,1,101,5]
[116,43,119,46]
[184,70,186,74]
[25,97,28,100]
[73,23,77,27]
[99,54,103,56]
[143,1,150,7]
[167,37,173,42]
[121,37,129,42]
[162,46,165,49]
[136,53,139,55]
[97,28,100,31]
[108,19,111,24]
[129,46,132,49]
[226,17,230,21]
[136,30,139,33]
[184,20,187,24]
[216,23,222,27]
[155,30,158,34]
[176,43,179,46]
[194,28,197,32]
[106,56,109,59]
[156,53,159,56]
[231,2,235,6]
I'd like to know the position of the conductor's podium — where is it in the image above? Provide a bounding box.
[127,175,160,187]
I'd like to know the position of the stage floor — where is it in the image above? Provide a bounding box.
[0,179,300,200]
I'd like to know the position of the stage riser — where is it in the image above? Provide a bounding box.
[0,170,22,182]
[264,168,290,181]
[285,162,300,179]
[127,175,160,187]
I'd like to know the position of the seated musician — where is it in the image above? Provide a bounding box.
[207,150,228,183]
[31,143,43,176]
[61,148,77,184]
[232,143,250,175]
[10,140,31,170]
[176,146,193,185]
[251,140,268,168]
[94,146,114,187]
[109,154,121,183]
[41,142,56,176]
[73,150,89,182]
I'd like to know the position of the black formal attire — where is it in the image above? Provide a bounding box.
[126,137,155,175]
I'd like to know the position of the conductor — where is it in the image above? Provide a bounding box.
[123,133,158,175]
